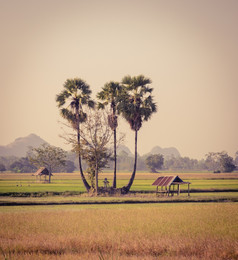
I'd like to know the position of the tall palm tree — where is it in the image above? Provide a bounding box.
[119,75,157,193]
[56,78,94,192]
[97,81,122,188]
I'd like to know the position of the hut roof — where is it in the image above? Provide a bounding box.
[152,176,190,186]
[34,167,52,176]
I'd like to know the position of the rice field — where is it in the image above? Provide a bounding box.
[0,172,238,194]
[0,203,238,259]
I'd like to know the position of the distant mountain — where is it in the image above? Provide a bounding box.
[0,134,181,161]
[117,145,134,157]
[145,146,181,159]
[117,145,181,159]
[0,134,48,157]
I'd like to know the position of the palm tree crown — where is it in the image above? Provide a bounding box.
[56,78,95,128]
[97,81,122,107]
[119,75,157,131]
[97,81,123,130]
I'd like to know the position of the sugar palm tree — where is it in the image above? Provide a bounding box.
[56,78,94,192]
[97,81,122,188]
[119,75,157,193]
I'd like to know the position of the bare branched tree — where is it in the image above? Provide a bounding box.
[61,108,117,193]
[80,109,112,192]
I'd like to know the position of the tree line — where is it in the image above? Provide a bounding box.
[144,152,237,173]
[106,151,237,173]
[1,149,237,174]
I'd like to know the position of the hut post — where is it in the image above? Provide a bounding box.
[178,184,180,195]
[188,183,190,196]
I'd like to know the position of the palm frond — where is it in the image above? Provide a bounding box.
[60,108,75,122]
[121,75,132,85]
[56,90,71,107]
[88,100,95,109]
[97,102,106,110]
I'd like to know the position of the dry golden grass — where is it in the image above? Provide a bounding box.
[0,203,237,259]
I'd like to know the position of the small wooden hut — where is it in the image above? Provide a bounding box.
[34,167,52,182]
[152,176,191,196]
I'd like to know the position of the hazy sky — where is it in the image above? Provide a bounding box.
[0,0,238,159]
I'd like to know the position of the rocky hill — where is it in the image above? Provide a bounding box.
[118,145,181,159]
[0,134,181,161]
[117,145,134,157]
[0,134,48,157]
[144,146,181,159]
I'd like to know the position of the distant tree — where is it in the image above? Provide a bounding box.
[0,156,18,171]
[64,160,76,173]
[115,152,134,171]
[107,153,147,172]
[119,75,157,193]
[9,157,37,173]
[205,152,220,172]
[146,154,164,173]
[9,161,23,173]
[205,151,236,173]
[219,152,236,173]
[28,144,66,183]
[136,155,148,171]
[56,78,94,191]
[235,151,238,166]
[0,163,6,172]
[55,160,76,173]
[164,156,201,171]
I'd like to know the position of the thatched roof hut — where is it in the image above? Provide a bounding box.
[34,167,52,182]
[34,167,52,176]
[152,175,191,196]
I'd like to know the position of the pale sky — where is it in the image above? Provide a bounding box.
[0,0,238,159]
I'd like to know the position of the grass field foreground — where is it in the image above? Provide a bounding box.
[0,203,238,259]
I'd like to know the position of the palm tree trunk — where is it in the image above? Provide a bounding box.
[113,128,117,188]
[77,125,91,192]
[49,174,51,183]
[49,168,52,183]
[95,160,99,194]
[123,130,138,193]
